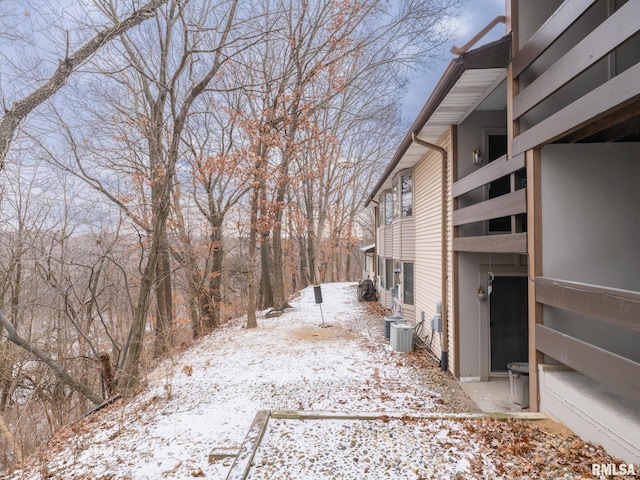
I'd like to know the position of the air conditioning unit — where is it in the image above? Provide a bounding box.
[391,322,413,352]
[384,314,405,340]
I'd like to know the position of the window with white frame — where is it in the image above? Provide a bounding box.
[403,262,414,305]
[378,257,385,289]
[385,258,393,291]
[392,169,413,219]
[385,191,393,224]
[401,173,413,217]
[378,191,394,226]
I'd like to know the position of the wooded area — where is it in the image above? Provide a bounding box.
[0,0,460,469]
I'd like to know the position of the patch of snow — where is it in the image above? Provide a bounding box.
[3,283,619,480]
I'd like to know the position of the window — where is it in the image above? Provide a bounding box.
[384,192,393,224]
[392,182,399,219]
[391,170,413,219]
[378,191,393,226]
[385,258,393,291]
[403,262,414,305]
[378,257,385,289]
[401,173,412,217]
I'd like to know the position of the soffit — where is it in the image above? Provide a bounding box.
[375,68,507,194]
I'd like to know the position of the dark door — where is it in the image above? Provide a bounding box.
[490,276,528,372]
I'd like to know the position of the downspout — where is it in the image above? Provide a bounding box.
[411,133,449,372]
[370,198,379,284]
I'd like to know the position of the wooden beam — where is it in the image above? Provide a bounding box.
[453,189,526,226]
[513,1,640,119]
[512,0,596,78]
[225,410,270,479]
[453,233,527,253]
[536,324,640,403]
[526,148,543,411]
[560,103,640,143]
[535,277,640,333]
[453,153,525,198]
[512,61,640,156]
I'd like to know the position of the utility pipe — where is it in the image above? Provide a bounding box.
[411,132,449,372]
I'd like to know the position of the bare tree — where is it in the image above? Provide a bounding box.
[0,0,170,166]
[172,101,251,336]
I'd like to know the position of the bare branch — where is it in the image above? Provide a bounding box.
[0,0,170,166]
[0,311,103,405]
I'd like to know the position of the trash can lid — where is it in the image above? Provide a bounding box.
[507,362,529,375]
[384,314,405,321]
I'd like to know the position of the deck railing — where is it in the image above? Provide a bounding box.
[511,0,640,155]
[534,277,640,402]
[452,153,527,253]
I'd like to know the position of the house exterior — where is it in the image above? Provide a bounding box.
[366,0,640,464]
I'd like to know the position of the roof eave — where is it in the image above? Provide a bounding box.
[364,34,512,207]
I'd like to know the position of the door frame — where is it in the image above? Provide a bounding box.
[479,264,528,381]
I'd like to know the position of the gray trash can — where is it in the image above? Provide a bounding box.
[507,362,529,408]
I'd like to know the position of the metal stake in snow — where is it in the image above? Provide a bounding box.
[313,285,327,327]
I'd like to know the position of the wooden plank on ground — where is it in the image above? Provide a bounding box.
[209,447,240,463]
[225,410,270,480]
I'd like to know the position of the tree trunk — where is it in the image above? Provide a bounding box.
[203,219,223,331]
[118,181,172,392]
[259,233,274,309]
[246,181,259,329]
[153,240,173,357]
[271,212,291,310]
[0,312,103,405]
[297,235,309,288]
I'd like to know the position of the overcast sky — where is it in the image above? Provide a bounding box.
[402,0,506,121]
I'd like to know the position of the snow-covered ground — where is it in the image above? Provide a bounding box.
[4,283,624,479]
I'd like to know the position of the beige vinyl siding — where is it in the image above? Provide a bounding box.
[377,226,386,257]
[392,222,401,259]
[380,289,392,309]
[401,305,415,323]
[384,227,393,257]
[399,218,415,260]
[376,226,393,258]
[413,131,451,362]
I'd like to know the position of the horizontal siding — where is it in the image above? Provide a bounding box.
[414,133,446,360]
[385,227,393,257]
[377,226,386,257]
[401,305,416,325]
[381,289,392,309]
[400,219,415,260]
[392,222,401,259]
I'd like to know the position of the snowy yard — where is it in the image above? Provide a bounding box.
[4,283,626,479]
